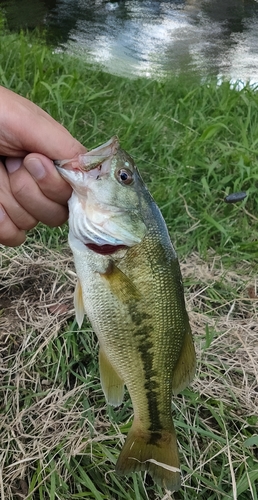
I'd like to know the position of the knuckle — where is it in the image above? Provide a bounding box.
[10,181,28,200]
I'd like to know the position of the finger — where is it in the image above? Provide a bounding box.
[0,161,37,231]
[0,204,26,246]
[23,153,72,205]
[6,154,72,206]
[0,86,87,158]
[6,158,69,227]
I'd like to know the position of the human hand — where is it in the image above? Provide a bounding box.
[0,86,87,246]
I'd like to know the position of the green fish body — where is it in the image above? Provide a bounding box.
[55,137,196,492]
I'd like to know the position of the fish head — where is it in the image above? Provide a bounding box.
[55,137,148,250]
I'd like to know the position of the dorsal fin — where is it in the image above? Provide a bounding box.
[171,328,196,395]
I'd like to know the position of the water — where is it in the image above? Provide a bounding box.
[1,0,258,82]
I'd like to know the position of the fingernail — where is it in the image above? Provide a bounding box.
[5,157,23,173]
[25,157,46,180]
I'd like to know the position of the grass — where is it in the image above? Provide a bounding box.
[1,246,257,500]
[0,17,258,500]
[1,18,258,261]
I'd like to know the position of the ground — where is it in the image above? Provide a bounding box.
[0,243,257,499]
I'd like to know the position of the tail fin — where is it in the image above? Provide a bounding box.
[115,423,181,492]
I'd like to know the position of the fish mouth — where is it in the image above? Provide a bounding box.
[85,243,128,255]
[54,136,119,172]
[54,137,118,194]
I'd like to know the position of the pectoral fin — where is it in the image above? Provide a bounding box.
[74,279,85,328]
[171,328,196,395]
[100,261,141,303]
[99,346,124,407]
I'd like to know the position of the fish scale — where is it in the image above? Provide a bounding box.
[55,136,196,492]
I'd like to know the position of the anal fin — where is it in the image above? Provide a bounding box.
[99,346,124,407]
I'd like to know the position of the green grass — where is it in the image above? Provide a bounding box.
[0,16,258,500]
[1,16,258,262]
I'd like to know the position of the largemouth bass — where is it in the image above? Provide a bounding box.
[55,136,196,492]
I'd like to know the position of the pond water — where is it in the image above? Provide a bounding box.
[1,0,258,82]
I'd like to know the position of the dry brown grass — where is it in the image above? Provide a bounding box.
[185,253,258,414]
[0,244,257,499]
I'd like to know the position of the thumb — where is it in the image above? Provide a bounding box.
[23,153,72,205]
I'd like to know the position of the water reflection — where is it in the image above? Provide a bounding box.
[1,0,258,82]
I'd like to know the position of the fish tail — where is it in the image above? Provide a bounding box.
[115,422,181,492]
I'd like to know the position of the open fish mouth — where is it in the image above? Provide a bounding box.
[54,136,119,173]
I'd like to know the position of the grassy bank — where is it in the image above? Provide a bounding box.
[1,22,258,261]
[0,22,258,500]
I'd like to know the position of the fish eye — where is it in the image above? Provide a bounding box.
[116,168,134,185]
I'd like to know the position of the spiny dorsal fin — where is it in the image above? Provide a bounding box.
[74,279,85,328]
[99,346,124,407]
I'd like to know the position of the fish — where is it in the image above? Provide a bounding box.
[54,136,196,492]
